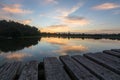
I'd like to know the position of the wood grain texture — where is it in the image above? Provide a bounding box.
[18,61,38,80]
[73,55,120,80]
[44,57,71,80]
[0,62,21,80]
[84,53,120,74]
[111,49,120,53]
[103,50,120,58]
[60,55,98,80]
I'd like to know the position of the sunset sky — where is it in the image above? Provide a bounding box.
[0,0,120,33]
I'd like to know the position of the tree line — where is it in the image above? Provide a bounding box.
[0,20,41,38]
[41,32,120,40]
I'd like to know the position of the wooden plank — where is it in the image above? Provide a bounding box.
[0,63,12,79]
[103,50,120,58]
[84,53,120,74]
[5,62,21,80]
[73,55,120,80]
[94,52,120,63]
[60,55,98,80]
[111,49,120,53]
[16,62,25,76]
[44,57,71,80]
[18,61,38,80]
[0,63,11,74]
[0,62,21,80]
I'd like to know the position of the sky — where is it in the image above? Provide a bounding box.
[0,0,120,33]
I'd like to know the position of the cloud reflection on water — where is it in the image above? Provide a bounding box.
[54,45,88,54]
[1,52,32,61]
[42,38,88,54]
[42,38,68,45]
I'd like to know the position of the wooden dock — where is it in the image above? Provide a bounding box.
[0,49,120,80]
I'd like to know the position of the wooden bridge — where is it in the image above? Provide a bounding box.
[0,49,120,80]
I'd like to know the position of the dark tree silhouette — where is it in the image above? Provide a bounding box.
[0,20,41,38]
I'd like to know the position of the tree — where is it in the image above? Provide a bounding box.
[0,20,41,38]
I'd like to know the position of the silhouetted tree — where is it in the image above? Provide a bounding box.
[0,20,41,38]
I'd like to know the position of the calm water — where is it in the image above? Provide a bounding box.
[0,37,120,64]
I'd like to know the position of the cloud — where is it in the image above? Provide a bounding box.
[21,19,32,24]
[2,4,33,14]
[63,16,90,26]
[57,3,82,17]
[39,2,88,27]
[44,0,58,4]
[48,24,68,28]
[39,2,82,19]
[55,3,89,26]
[93,3,120,10]
[40,2,89,32]
[0,3,33,23]
[98,29,120,33]
[84,29,120,34]
[41,24,69,32]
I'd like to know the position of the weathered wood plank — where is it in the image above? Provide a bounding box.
[0,62,21,80]
[0,63,11,74]
[60,55,98,80]
[94,52,120,63]
[0,63,11,79]
[16,62,25,76]
[84,53,120,74]
[6,62,21,80]
[103,50,120,58]
[44,57,71,80]
[18,61,38,80]
[111,49,120,53]
[73,55,120,80]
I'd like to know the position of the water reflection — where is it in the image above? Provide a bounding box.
[42,38,68,45]
[42,38,88,55]
[1,52,32,61]
[54,45,88,54]
[0,37,119,62]
[0,37,41,52]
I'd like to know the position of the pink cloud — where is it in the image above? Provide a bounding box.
[54,3,90,26]
[54,45,88,53]
[2,4,32,14]
[41,24,69,32]
[93,3,120,10]
[63,16,90,26]
[21,19,32,24]
[1,52,32,61]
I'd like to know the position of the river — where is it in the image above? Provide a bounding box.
[0,37,120,64]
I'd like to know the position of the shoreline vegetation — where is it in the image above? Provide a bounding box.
[41,32,120,40]
[0,20,41,38]
[0,20,120,40]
